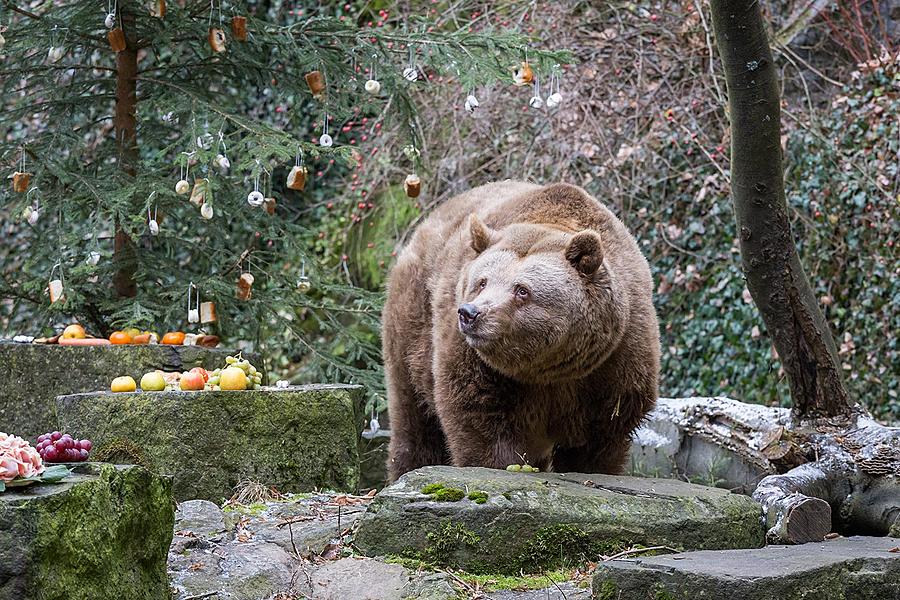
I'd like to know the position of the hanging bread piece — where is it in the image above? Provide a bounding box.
[305,70,326,100]
[108,28,126,52]
[286,165,307,191]
[231,15,248,41]
[208,28,226,53]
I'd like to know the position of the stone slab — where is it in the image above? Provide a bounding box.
[0,462,173,600]
[354,466,764,574]
[592,536,900,599]
[56,384,362,502]
[0,341,261,440]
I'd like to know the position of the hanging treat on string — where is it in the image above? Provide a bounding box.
[546,69,563,108]
[319,109,333,147]
[231,14,248,41]
[297,259,311,293]
[150,0,166,18]
[529,76,544,109]
[305,70,326,101]
[286,148,307,191]
[12,148,31,193]
[213,131,230,174]
[200,202,213,220]
[364,56,381,95]
[47,46,64,63]
[104,1,116,28]
[247,164,264,206]
[24,188,40,225]
[187,282,200,324]
[402,46,418,81]
[107,6,125,53]
[86,247,101,266]
[512,50,534,86]
[190,178,208,208]
[148,207,159,236]
[208,1,226,53]
[175,154,191,194]
[48,262,64,304]
[404,174,421,198]
[263,197,276,215]
[200,299,217,324]
[236,269,254,301]
[464,92,479,114]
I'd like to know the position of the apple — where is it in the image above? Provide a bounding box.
[110,376,137,393]
[62,324,86,339]
[189,367,209,383]
[179,371,205,391]
[140,371,167,392]
[219,366,248,391]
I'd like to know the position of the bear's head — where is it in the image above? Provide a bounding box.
[456,214,630,384]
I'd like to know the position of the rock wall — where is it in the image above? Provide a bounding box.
[56,384,363,502]
[0,462,173,600]
[0,342,261,439]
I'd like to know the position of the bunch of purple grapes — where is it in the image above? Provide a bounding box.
[36,432,92,463]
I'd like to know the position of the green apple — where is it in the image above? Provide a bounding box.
[140,371,167,392]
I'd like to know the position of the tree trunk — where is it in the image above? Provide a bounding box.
[113,1,138,298]
[709,0,854,422]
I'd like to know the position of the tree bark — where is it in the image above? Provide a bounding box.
[113,1,138,298]
[709,0,854,421]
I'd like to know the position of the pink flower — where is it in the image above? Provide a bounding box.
[0,432,44,483]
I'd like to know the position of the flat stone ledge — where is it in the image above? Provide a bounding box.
[354,466,764,573]
[57,384,363,502]
[0,462,173,600]
[0,341,260,439]
[592,536,900,600]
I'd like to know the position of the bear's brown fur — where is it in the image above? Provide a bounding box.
[383,182,660,480]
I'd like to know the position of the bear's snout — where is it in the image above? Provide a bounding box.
[457,303,481,332]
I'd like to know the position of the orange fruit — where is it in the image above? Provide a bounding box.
[109,331,133,345]
[132,333,152,345]
[62,324,86,339]
[161,331,186,345]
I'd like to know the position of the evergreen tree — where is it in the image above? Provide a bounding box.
[0,0,568,405]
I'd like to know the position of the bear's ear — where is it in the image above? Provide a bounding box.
[565,230,604,276]
[469,214,495,254]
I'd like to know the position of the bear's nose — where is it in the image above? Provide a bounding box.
[458,303,480,327]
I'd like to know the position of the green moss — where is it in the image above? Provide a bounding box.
[654,584,679,600]
[460,570,569,592]
[511,524,623,573]
[420,482,465,502]
[595,580,619,600]
[423,521,481,565]
[223,502,267,516]
[431,487,465,502]
[5,463,174,599]
[92,437,152,470]
[467,490,488,504]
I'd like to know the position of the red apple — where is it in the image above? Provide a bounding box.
[179,371,205,391]
[189,367,210,382]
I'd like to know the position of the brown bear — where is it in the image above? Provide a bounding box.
[383,181,660,481]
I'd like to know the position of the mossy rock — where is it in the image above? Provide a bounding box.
[0,341,261,440]
[0,462,173,600]
[56,384,362,502]
[354,466,765,574]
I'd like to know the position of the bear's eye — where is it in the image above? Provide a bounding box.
[477,279,487,290]
[514,285,530,300]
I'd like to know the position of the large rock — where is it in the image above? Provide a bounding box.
[56,384,362,502]
[354,466,764,573]
[0,341,259,440]
[592,536,900,599]
[0,462,173,600]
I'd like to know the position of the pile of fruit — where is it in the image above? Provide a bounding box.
[110,353,262,393]
[44,324,218,347]
[36,432,92,463]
